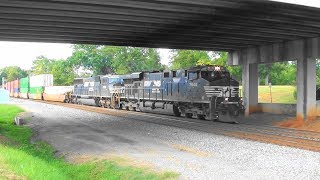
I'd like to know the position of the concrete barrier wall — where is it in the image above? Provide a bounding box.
[258,101,320,115]
[258,103,296,115]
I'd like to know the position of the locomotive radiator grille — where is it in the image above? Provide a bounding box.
[204,86,224,97]
[231,87,240,97]
[204,86,239,97]
[110,87,125,94]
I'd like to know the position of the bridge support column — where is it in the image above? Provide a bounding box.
[242,63,259,116]
[296,57,317,121]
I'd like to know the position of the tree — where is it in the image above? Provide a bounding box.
[258,64,267,85]
[0,66,28,84]
[212,52,242,81]
[268,62,296,85]
[31,56,75,86]
[169,51,243,81]
[69,44,113,75]
[31,56,53,75]
[316,60,320,88]
[69,45,163,75]
[108,47,163,74]
[170,50,211,69]
[51,60,75,86]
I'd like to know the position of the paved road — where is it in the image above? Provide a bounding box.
[13,99,320,179]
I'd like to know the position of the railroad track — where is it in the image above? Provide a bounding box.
[30,99,320,152]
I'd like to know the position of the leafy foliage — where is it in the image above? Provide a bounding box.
[0,66,28,84]
[68,45,163,75]
[170,51,242,81]
[106,46,163,74]
[211,52,242,81]
[68,45,113,75]
[31,56,53,75]
[259,62,296,85]
[170,50,211,70]
[32,56,75,86]
[50,60,75,86]
[316,60,320,86]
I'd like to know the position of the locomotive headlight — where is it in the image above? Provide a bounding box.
[225,97,229,101]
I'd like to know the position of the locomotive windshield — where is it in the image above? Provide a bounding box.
[201,70,230,81]
[109,78,123,84]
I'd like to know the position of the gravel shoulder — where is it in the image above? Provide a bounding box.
[12,98,320,179]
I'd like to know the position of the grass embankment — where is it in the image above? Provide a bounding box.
[258,86,296,104]
[240,86,296,104]
[0,105,177,179]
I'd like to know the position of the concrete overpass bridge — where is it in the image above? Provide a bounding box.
[1,0,320,120]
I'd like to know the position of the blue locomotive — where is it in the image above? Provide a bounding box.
[70,65,245,122]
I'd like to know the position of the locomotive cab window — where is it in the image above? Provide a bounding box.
[172,71,177,77]
[109,78,123,84]
[213,70,230,80]
[201,70,230,81]
[164,72,170,78]
[73,79,84,85]
[94,76,101,82]
[201,71,210,80]
[101,78,108,84]
[188,71,199,80]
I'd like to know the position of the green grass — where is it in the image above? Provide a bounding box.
[258,86,296,104]
[0,105,178,180]
[239,86,296,104]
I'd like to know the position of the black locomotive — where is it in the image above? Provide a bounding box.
[70,65,245,122]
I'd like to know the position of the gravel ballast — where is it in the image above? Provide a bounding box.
[12,99,320,179]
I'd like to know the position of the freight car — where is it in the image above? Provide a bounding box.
[70,65,245,123]
[29,74,54,100]
[6,74,70,102]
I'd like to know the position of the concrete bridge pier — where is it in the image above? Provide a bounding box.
[242,62,258,116]
[296,56,317,121]
[229,38,320,121]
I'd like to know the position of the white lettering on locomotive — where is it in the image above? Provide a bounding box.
[153,80,161,87]
[144,81,152,87]
[189,82,197,87]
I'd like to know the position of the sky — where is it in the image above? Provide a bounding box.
[0,0,318,70]
[0,42,73,70]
